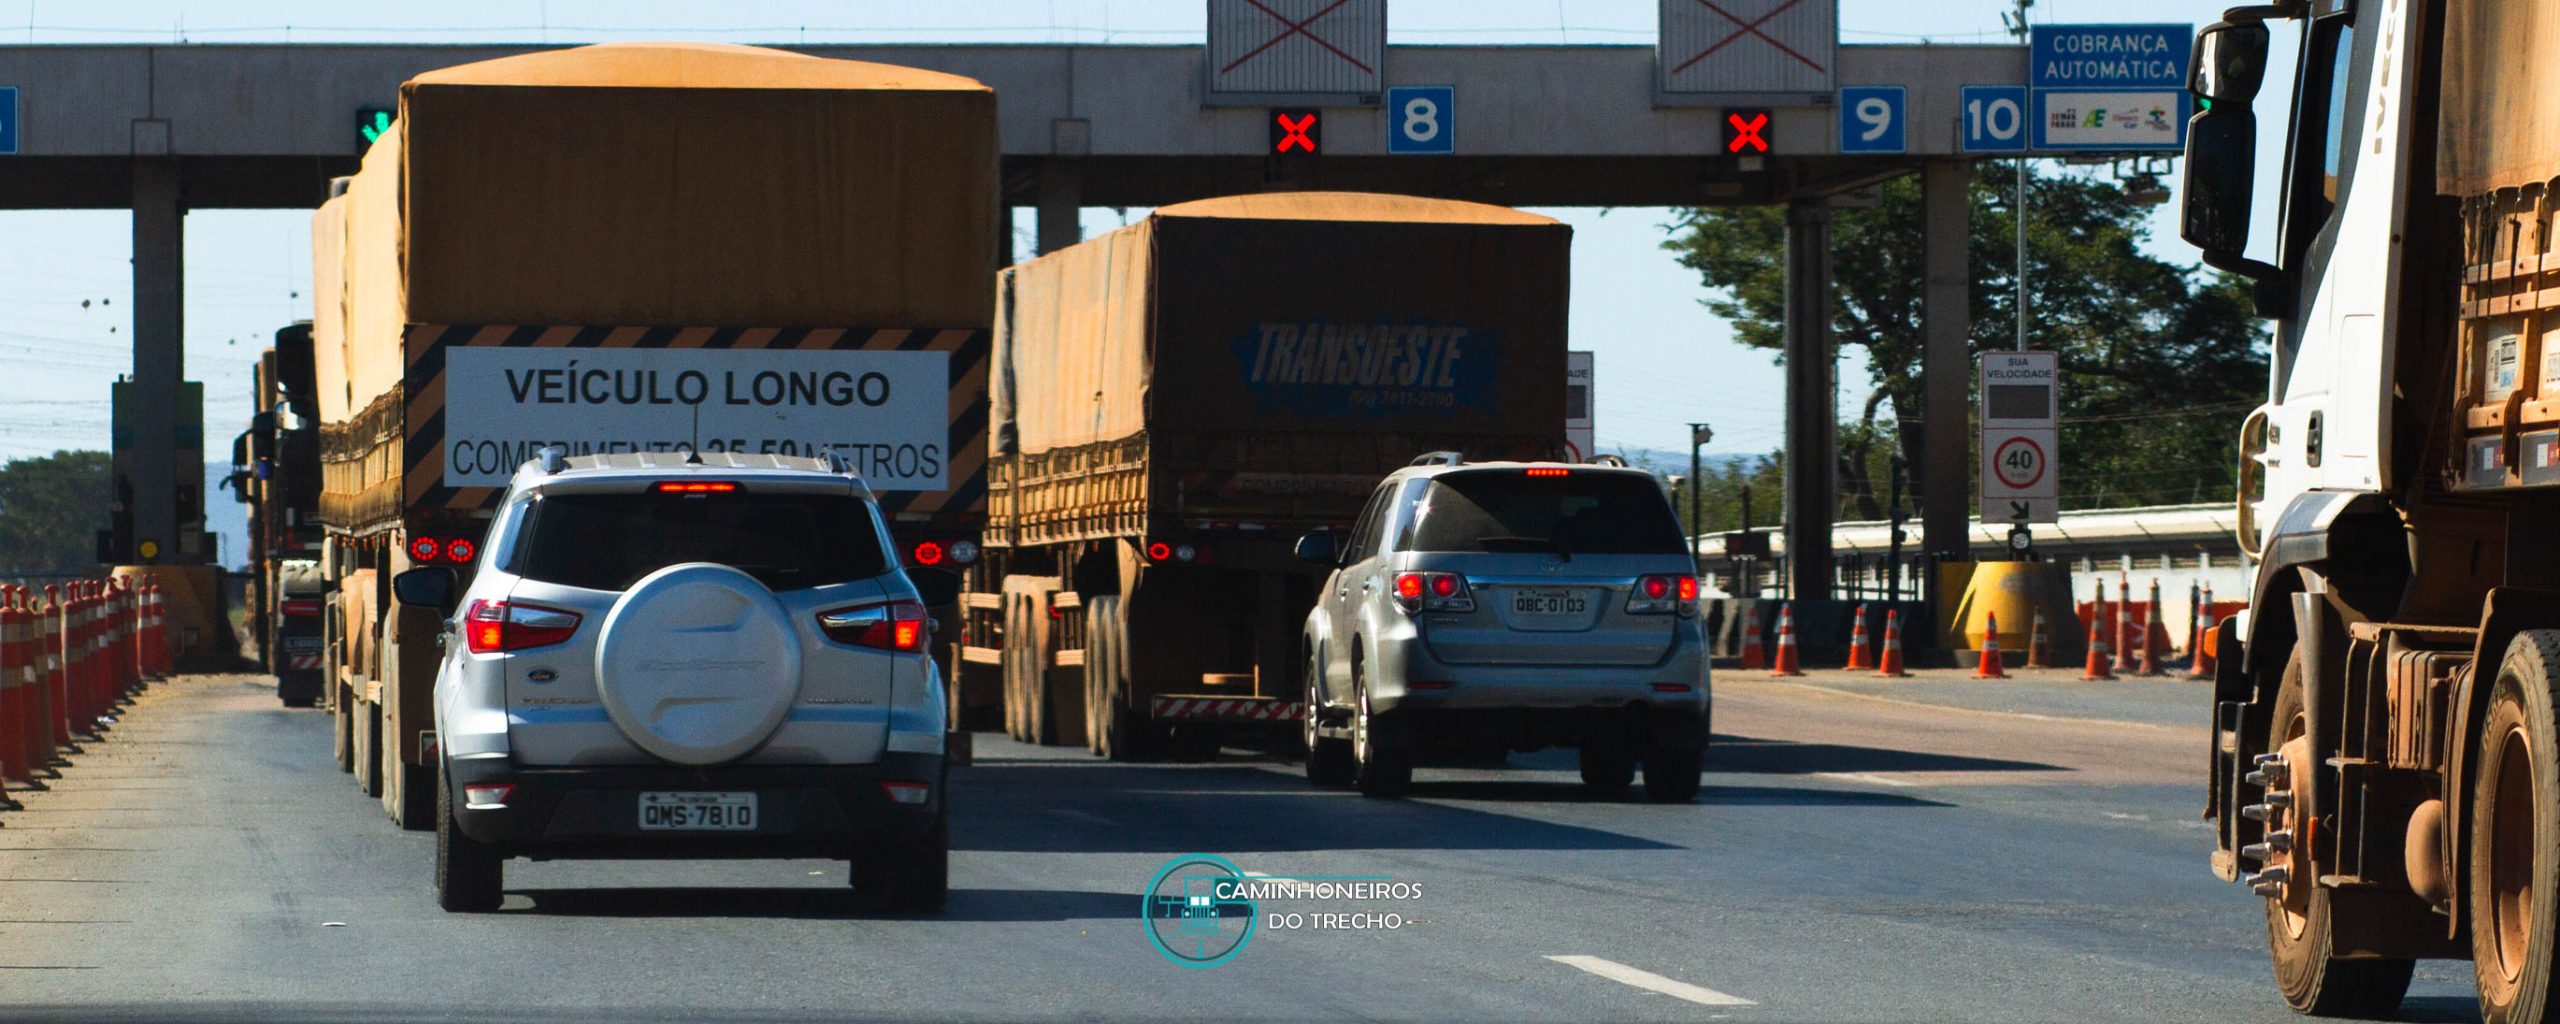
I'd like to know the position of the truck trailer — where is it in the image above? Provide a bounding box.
[311,42,996,828]
[2186,1,2560,1019]
[962,192,1571,760]
[231,323,324,706]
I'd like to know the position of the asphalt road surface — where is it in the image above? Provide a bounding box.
[0,671,2487,1023]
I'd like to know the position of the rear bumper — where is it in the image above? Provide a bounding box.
[446,753,944,859]
[1367,627,1710,713]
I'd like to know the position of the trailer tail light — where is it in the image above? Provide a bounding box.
[1628,575,1699,616]
[1145,541,1205,563]
[408,535,478,565]
[818,600,928,653]
[655,480,738,494]
[948,540,979,565]
[463,599,582,653]
[279,599,322,617]
[1392,572,1474,614]
[1524,467,1571,478]
[912,541,946,566]
[447,538,476,563]
[409,536,440,562]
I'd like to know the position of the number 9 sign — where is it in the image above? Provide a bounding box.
[1386,85,1455,155]
[1837,86,1905,154]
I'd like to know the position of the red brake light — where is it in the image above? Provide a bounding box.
[1147,541,1173,562]
[1643,576,1670,599]
[279,598,322,617]
[1628,575,1699,616]
[819,600,928,653]
[463,599,581,654]
[913,541,946,566]
[1677,576,1699,601]
[656,481,738,494]
[1395,574,1426,600]
[409,536,439,562]
[1524,467,1570,478]
[447,538,477,563]
[1430,575,1459,598]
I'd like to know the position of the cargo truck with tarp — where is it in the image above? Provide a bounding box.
[962,192,1570,759]
[311,42,996,828]
[228,322,324,705]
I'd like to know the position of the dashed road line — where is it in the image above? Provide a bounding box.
[1544,954,1756,1007]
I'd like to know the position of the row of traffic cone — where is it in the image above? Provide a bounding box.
[1741,602,1907,678]
[1734,590,2220,679]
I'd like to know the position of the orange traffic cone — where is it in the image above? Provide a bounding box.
[1769,603,1803,677]
[2027,610,2053,668]
[2139,578,2165,676]
[2188,582,2215,679]
[1739,607,1766,671]
[1843,603,1872,671]
[2114,575,2133,672]
[1874,609,1908,678]
[2083,594,2116,680]
[1973,610,2008,678]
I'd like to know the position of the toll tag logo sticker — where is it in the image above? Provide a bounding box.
[1232,320,1498,418]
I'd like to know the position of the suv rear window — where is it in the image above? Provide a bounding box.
[1405,471,1686,555]
[509,490,888,592]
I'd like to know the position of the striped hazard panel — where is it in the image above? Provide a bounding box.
[400,324,988,519]
[1151,697,1305,721]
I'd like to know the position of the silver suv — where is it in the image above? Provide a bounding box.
[391,451,952,914]
[1295,455,1709,801]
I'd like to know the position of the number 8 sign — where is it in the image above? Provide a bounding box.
[1386,85,1454,155]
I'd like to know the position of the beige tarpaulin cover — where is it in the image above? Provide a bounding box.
[2440,0,2560,194]
[995,191,1569,457]
[308,194,350,423]
[340,125,407,418]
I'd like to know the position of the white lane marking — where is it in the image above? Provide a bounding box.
[1047,808,1115,826]
[1545,955,1756,1007]
[1812,771,1916,788]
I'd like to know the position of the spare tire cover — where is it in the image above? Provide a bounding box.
[595,563,803,765]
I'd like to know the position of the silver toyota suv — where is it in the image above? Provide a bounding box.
[1296,454,1709,801]
[391,451,952,914]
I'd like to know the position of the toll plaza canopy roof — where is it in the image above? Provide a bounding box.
[1152,191,1563,226]
[406,39,991,92]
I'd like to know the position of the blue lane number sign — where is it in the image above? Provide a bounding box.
[1961,85,2028,153]
[1836,86,1904,154]
[0,87,18,156]
[1385,85,1454,155]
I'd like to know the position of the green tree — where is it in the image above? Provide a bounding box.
[0,450,109,574]
[1664,164,2266,516]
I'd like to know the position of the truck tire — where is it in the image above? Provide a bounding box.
[2263,649,2413,1017]
[332,684,354,774]
[435,765,504,913]
[853,809,950,915]
[2471,630,2560,1024]
[1305,653,1354,787]
[1351,654,1411,798]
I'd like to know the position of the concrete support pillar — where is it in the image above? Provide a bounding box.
[130,159,187,565]
[1781,199,1834,604]
[1035,159,1082,255]
[1919,160,1973,586]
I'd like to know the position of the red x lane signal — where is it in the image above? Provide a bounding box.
[1723,110,1770,154]
[1271,110,1320,154]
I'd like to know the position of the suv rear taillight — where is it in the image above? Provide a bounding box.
[1392,572,1476,614]
[818,600,928,653]
[279,598,322,617]
[1627,575,1699,616]
[463,599,583,653]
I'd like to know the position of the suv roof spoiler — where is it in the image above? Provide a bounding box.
[1410,450,1464,467]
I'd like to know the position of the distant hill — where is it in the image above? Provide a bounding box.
[1600,446,1755,478]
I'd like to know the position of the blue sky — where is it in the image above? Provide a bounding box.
[0,0,2285,563]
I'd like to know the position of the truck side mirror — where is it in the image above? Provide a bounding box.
[2180,104,2258,257]
[1294,531,1337,566]
[2189,21,2269,105]
[392,566,457,612]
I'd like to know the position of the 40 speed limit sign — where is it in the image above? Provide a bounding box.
[1981,351,2059,524]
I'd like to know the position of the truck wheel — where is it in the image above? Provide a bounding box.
[2472,630,2560,1024]
[1351,658,1411,798]
[435,766,503,913]
[1579,742,1635,796]
[853,810,950,916]
[332,685,354,774]
[2262,649,2413,1017]
[1306,658,1354,788]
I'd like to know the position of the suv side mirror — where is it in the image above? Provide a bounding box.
[907,566,962,607]
[1294,531,1337,566]
[393,566,458,612]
